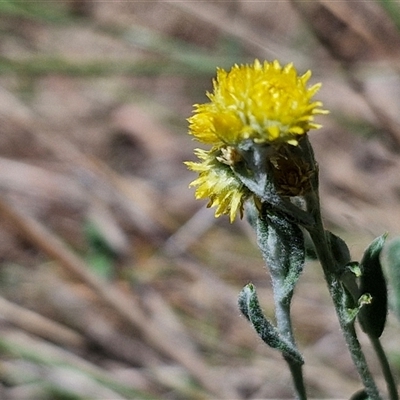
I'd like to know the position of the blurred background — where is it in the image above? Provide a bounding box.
[0,1,400,399]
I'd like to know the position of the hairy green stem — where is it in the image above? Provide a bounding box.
[256,209,307,399]
[275,299,307,400]
[306,189,381,399]
[370,335,399,400]
[299,136,381,398]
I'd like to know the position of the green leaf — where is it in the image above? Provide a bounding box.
[358,233,388,338]
[304,231,318,260]
[381,237,400,322]
[84,221,118,280]
[256,209,305,304]
[238,284,303,365]
[340,261,360,297]
[327,231,351,272]
[349,389,369,400]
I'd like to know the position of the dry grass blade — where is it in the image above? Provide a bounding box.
[171,1,294,60]
[290,0,400,63]
[0,295,85,349]
[289,0,400,151]
[1,1,400,397]
[0,198,229,399]
[0,330,149,399]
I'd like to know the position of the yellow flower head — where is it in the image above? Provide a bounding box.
[185,148,251,223]
[188,59,327,146]
[186,60,327,222]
